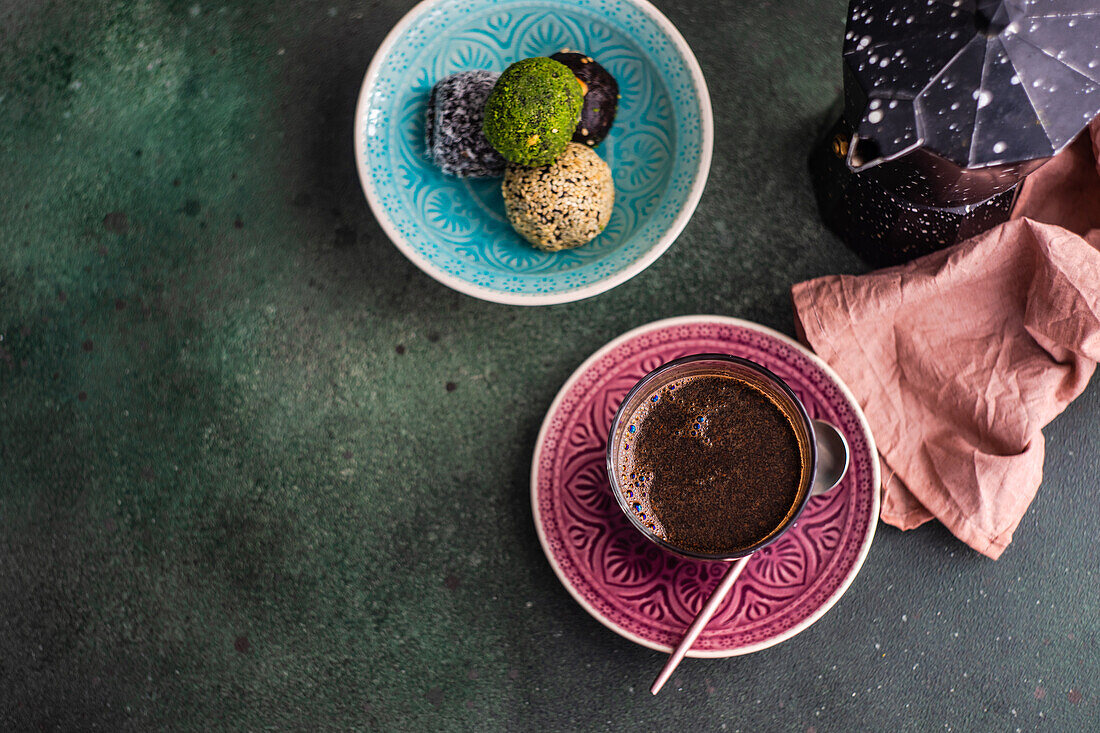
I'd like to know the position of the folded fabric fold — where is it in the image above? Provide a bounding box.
[792,121,1100,559]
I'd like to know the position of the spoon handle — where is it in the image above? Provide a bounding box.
[650,555,751,695]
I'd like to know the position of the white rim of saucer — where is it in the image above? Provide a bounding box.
[530,315,882,657]
[352,0,714,306]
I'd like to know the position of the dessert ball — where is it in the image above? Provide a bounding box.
[502,142,615,251]
[550,51,619,147]
[425,71,506,178]
[482,57,583,167]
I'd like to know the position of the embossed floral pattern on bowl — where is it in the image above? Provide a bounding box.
[354,0,712,304]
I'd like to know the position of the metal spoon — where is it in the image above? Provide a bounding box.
[809,420,850,497]
[650,419,851,695]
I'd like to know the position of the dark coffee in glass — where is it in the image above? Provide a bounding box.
[607,355,816,559]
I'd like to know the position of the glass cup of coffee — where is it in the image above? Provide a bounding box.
[606,353,845,561]
[606,353,850,693]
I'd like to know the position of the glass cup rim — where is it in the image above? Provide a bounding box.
[604,353,819,561]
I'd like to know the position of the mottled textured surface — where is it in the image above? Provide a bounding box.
[0,1,1096,731]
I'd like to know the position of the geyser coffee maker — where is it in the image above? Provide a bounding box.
[811,0,1100,266]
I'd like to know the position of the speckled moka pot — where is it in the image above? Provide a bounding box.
[812,0,1100,265]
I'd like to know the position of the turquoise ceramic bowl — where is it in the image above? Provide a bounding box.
[354,0,712,305]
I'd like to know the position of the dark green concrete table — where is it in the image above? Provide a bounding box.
[2,1,1097,729]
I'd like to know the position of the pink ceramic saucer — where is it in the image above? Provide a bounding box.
[531,316,880,656]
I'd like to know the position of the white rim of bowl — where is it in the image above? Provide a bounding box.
[530,315,881,657]
[353,0,714,306]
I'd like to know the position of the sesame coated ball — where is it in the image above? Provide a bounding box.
[502,143,615,251]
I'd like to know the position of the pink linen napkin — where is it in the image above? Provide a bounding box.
[792,121,1100,559]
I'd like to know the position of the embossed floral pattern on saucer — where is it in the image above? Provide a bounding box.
[531,316,880,656]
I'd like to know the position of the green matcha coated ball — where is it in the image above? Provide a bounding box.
[482,57,583,167]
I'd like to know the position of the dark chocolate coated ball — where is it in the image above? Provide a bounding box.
[550,52,619,147]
